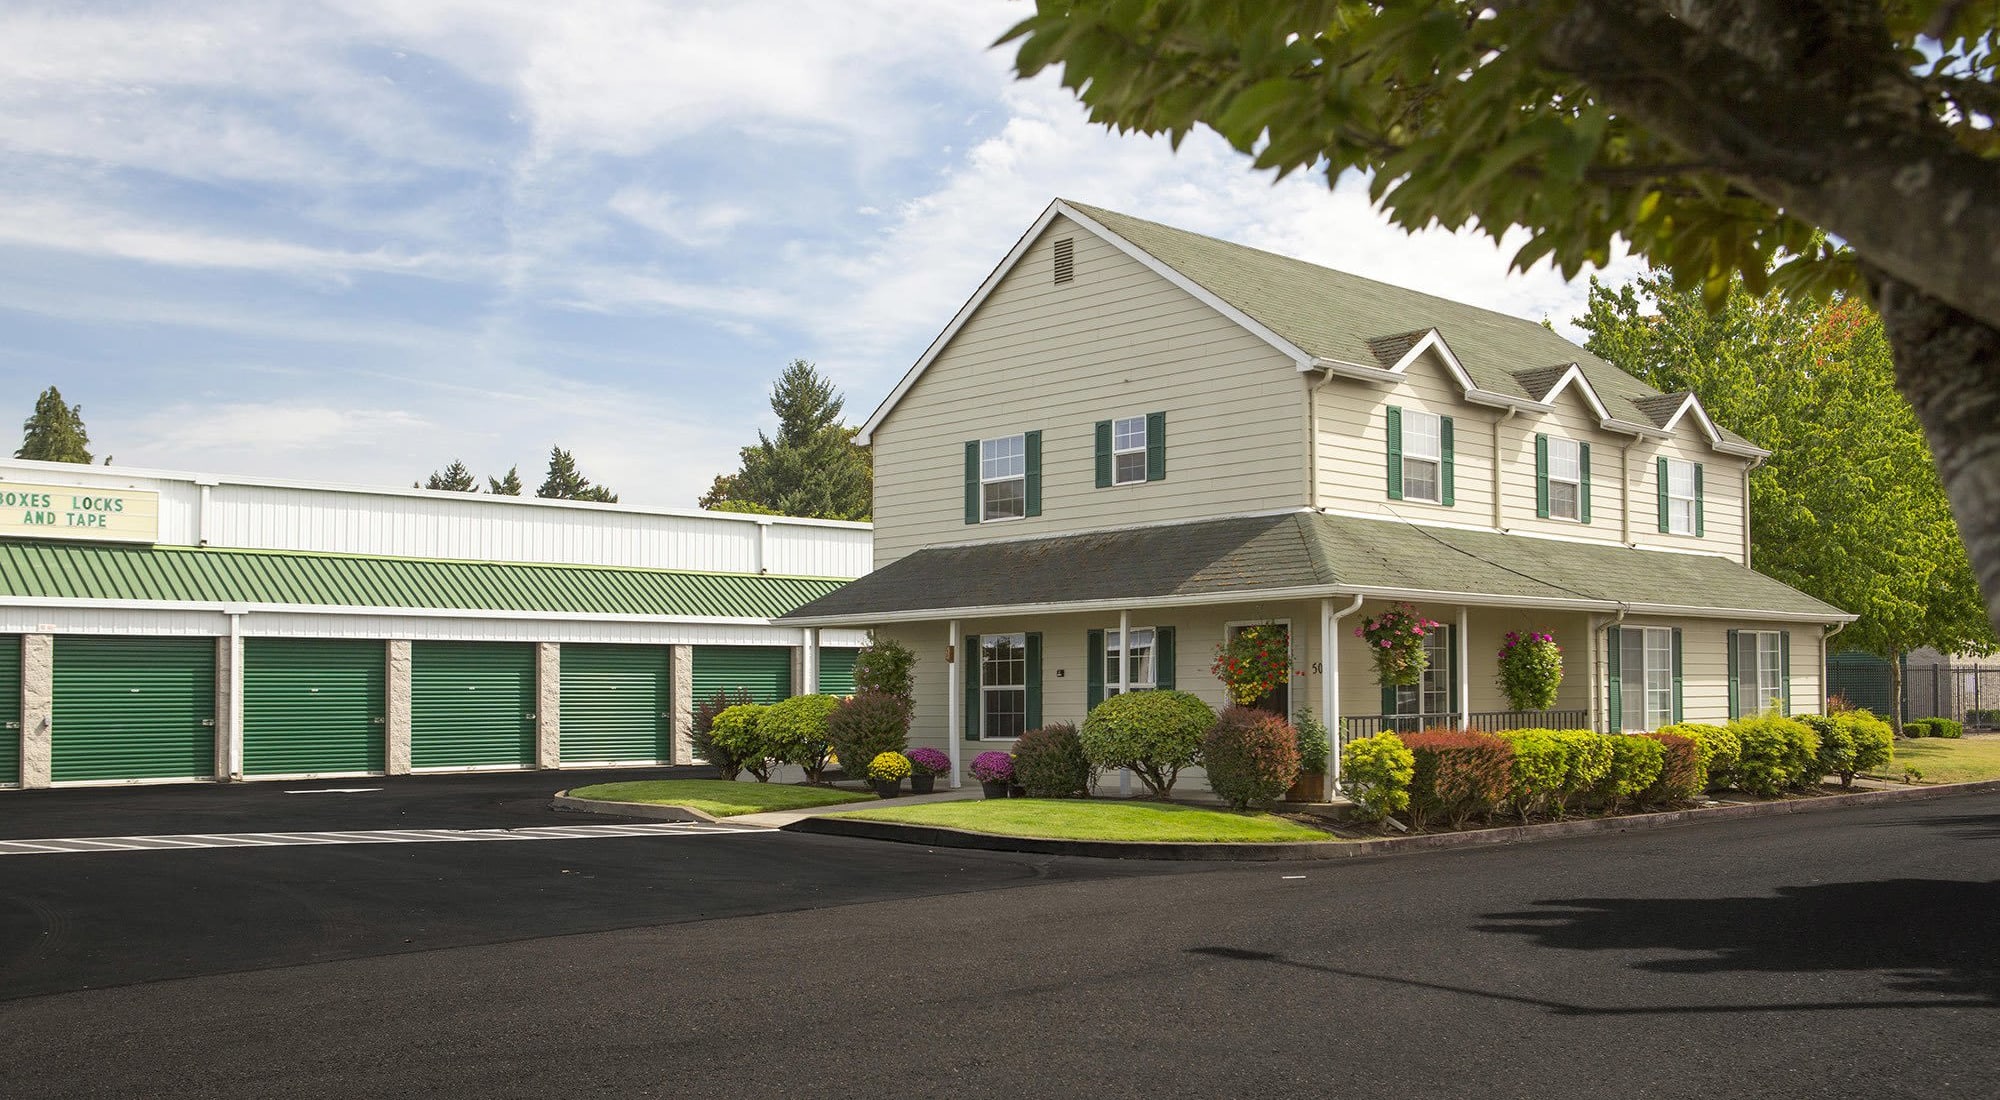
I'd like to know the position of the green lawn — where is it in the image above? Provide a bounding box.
[1865,736,2000,785]
[567,780,873,818]
[830,798,1332,843]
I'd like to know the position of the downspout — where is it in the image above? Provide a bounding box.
[1306,367,1337,510]
[1491,408,1517,529]
[1594,604,1629,732]
[1323,593,1365,794]
[1822,620,1847,714]
[947,619,962,788]
[1619,444,1632,545]
[1741,454,1764,567]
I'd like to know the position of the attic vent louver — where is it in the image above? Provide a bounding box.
[1052,237,1075,284]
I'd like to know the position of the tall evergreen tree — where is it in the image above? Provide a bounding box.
[423,460,478,492]
[488,466,523,496]
[536,446,618,503]
[16,386,92,463]
[699,359,871,520]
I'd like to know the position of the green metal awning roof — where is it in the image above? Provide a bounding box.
[0,541,845,619]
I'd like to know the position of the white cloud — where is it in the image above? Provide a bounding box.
[607,187,751,247]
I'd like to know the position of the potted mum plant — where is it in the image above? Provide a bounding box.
[905,747,950,794]
[1211,622,1294,708]
[1354,602,1441,688]
[866,751,912,799]
[1496,630,1564,711]
[970,751,1014,799]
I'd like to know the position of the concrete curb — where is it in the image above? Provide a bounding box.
[779,778,2000,862]
[549,792,716,823]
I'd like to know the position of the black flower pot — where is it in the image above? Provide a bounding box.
[872,779,902,799]
[980,780,1009,800]
[910,774,936,794]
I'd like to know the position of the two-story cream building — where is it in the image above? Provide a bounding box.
[784,200,1853,791]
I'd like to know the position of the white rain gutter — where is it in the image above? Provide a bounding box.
[1322,593,1365,791]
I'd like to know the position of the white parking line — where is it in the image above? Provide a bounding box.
[0,821,769,857]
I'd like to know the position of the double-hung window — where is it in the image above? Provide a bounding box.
[1548,438,1582,521]
[1393,630,1453,720]
[1104,628,1156,696]
[980,633,1028,739]
[1663,458,1699,535]
[1735,630,1785,716]
[980,435,1026,522]
[1402,410,1442,502]
[1618,626,1676,731]
[1112,416,1147,485]
[1096,413,1164,487]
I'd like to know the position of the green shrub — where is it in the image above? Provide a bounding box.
[1547,728,1611,817]
[691,689,753,781]
[1901,718,1938,738]
[1639,733,1702,807]
[1202,706,1302,810]
[759,694,841,784]
[827,691,910,783]
[709,703,774,782]
[1402,728,1514,830]
[1592,735,1664,813]
[1933,718,1965,739]
[1011,722,1094,798]
[1729,713,1821,795]
[1079,690,1217,797]
[1339,732,1414,823]
[1657,722,1736,791]
[1495,728,1569,821]
[1819,709,1895,787]
[1292,707,1332,776]
[852,632,918,710]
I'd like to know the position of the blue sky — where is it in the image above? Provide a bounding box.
[0,1,1640,508]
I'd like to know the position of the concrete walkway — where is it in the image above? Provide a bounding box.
[728,784,984,828]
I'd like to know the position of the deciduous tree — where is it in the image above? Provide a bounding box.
[16,386,91,463]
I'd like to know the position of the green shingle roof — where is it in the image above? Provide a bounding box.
[1064,201,1754,448]
[0,541,844,619]
[782,512,1848,622]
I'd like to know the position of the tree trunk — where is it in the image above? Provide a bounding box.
[1887,647,1905,733]
[1868,272,2000,642]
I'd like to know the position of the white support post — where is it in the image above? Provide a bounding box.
[223,611,245,780]
[1457,605,1470,729]
[1117,609,1131,798]
[802,627,819,696]
[947,620,962,788]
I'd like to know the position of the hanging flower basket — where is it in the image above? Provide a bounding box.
[1497,630,1564,711]
[1354,603,1441,688]
[1211,623,1294,706]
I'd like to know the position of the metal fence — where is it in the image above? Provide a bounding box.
[1906,664,2000,729]
[1340,709,1591,744]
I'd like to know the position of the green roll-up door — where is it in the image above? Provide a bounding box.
[0,635,19,786]
[817,649,861,695]
[691,645,792,706]
[243,638,386,777]
[560,644,670,764]
[52,635,216,783]
[410,642,536,769]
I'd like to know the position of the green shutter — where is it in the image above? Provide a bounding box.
[0,634,19,786]
[1535,434,1550,518]
[1579,442,1593,525]
[962,634,980,741]
[1386,406,1404,500]
[1146,412,1166,482]
[1024,430,1042,517]
[409,642,537,769]
[1094,421,1112,488]
[691,646,792,705]
[1381,684,1399,717]
[964,441,980,525]
[1726,630,1741,719]
[1694,463,1705,536]
[559,644,671,765]
[816,648,861,695]
[1440,416,1455,507]
[1154,626,1176,690]
[1780,630,1792,716]
[52,636,216,783]
[1671,628,1685,724]
[1086,629,1105,709]
[1606,626,1622,732]
[1025,632,1043,730]
[243,638,387,777]
[1657,457,1671,533]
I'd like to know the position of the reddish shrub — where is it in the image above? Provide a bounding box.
[1400,728,1514,830]
[1202,706,1302,810]
[1639,733,1702,807]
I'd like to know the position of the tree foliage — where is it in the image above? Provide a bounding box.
[487,466,523,496]
[17,386,91,463]
[1002,1,2000,635]
[536,446,618,503]
[1577,270,1997,668]
[423,460,477,492]
[700,359,871,521]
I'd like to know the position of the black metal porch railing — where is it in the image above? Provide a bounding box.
[1339,710,1591,745]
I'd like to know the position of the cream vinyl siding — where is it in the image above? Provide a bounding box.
[1314,358,1490,519]
[869,217,1308,567]
[1638,428,1748,564]
[1498,395,1629,541]
[1332,602,1593,720]
[1604,616,1822,729]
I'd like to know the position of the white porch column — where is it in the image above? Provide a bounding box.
[947,619,962,788]
[219,611,245,781]
[1117,609,1131,797]
[1456,605,1471,728]
[802,627,820,696]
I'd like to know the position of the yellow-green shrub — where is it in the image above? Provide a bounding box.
[1728,713,1821,795]
[1339,732,1414,823]
[1547,728,1611,817]
[1592,735,1663,813]
[1813,709,1895,787]
[709,703,773,781]
[759,694,841,784]
[1495,729,1569,821]
[1657,722,1736,791]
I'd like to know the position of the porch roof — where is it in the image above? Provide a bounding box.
[780,511,1854,625]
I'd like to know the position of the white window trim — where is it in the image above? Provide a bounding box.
[1621,625,1674,731]
[1547,437,1582,523]
[1402,410,1442,503]
[1111,415,1148,486]
[1741,629,1783,715]
[1104,625,1157,695]
[979,631,1028,740]
[1665,457,1697,536]
[980,434,1026,524]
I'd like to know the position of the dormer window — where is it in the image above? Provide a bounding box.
[1536,435,1591,523]
[1659,457,1703,536]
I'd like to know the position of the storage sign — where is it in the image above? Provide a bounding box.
[0,482,160,543]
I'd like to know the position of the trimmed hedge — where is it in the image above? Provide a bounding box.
[1079,690,1217,798]
[1495,728,1569,822]
[1339,732,1414,823]
[758,694,841,784]
[1548,728,1612,818]
[709,703,774,782]
[1813,709,1896,787]
[1901,717,1962,739]
[691,688,754,781]
[1639,733,1702,807]
[1657,722,1736,792]
[1203,707,1302,810]
[1593,735,1664,813]
[1011,722,1094,798]
[1402,728,1514,830]
[1728,713,1821,795]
